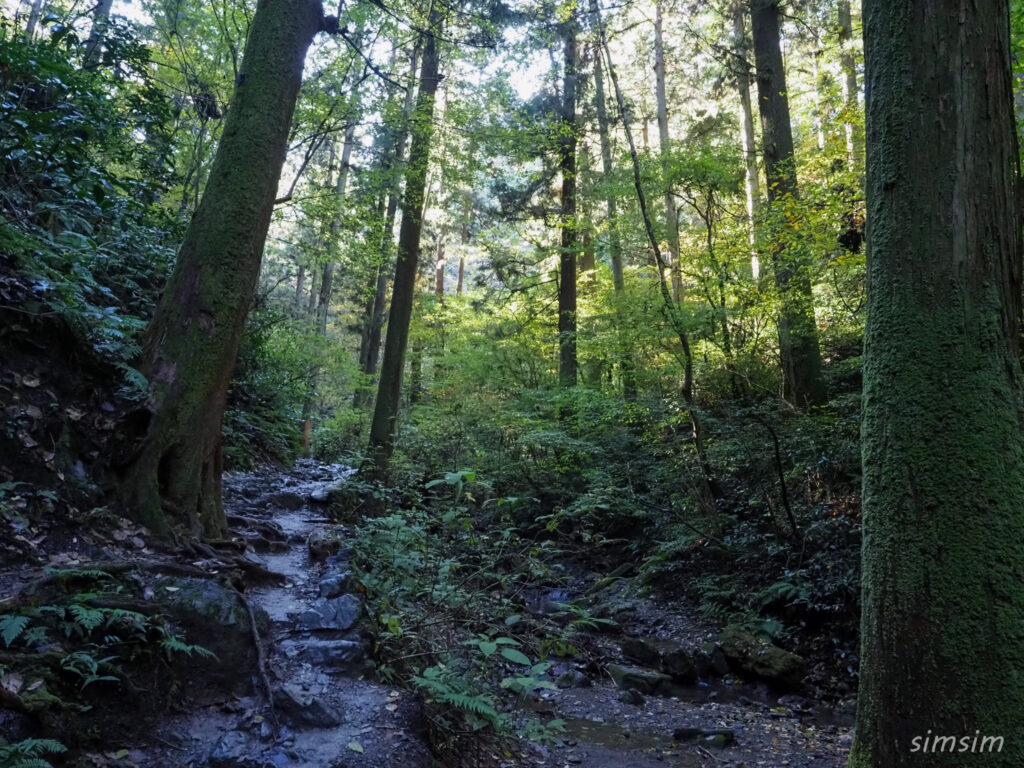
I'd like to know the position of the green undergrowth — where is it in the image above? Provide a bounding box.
[343,383,862,706]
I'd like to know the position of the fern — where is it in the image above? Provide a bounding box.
[0,615,29,648]
[67,604,106,633]
[161,633,216,659]
[0,737,66,768]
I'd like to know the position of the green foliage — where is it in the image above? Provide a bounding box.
[0,737,66,768]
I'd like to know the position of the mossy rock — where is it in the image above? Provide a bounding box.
[718,624,804,689]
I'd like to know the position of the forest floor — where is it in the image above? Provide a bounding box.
[1,460,854,767]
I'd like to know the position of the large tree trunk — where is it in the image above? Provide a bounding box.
[850,2,1024,766]
[733,1,761,279]
[750,0,826,406]
[117,0,322,537]
[558,16,578,389]
[367,10,442,469]
[654,0,681,303]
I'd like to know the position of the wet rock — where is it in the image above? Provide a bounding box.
[273,683,344,727]
[693,649,713,679]
[281,638,365,670]
[718,625,805,689]
[663,647,698,683]
[208,730,255,767]
[607,664,671,696]
[325,547,355,568]
[318,571,350,599]
[297,594,361,631]
[261,490,304,510]
[553,665,588,689]
[619,688,645,706]
[673,726,736,749]
[710,646,730,677]
[620,637,661,668]
[307,528,344,560]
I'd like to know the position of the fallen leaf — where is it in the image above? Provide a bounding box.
[347,741,364,754]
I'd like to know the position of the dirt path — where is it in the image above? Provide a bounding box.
[133,461,852,768]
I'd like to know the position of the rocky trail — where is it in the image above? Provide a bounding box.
[9,461,852,768]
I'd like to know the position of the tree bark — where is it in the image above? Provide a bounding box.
[456,217,468,296]
[355,45,420,408]
[837,0,859,172]
[750,0,826,406]
[588,8,636,400]
[733,1,761,279]
[117,0,323,536]
[558,16,578,389]
[83,0,113,68]
[654,0,681,302]
[367,9,442,470]
[851,1,1024,765]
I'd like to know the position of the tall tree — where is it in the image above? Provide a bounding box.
[355,44,420,408]
[750,0,826,405]
[733,1,761,278]
[558,14,579,388]
[654,0,681,302]
[117,0,325,536]
[851,1,1024,766]
[837,0,859,172]
[367,8,442,469]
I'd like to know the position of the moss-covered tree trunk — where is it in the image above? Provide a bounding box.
[118,0,323,537]
[367,9,441,469]
[850,1,1024,765]
[750,0,826,406]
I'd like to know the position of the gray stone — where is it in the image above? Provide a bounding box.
[318,571,350,599]
[282,638,365,670]
[620,637,662,668]
[298,594,360,631]
[263,491,304,510]
[273,683,344,727]
[619,688,645,705]
[607,664,671,696]
[307,528,344,560]
[208,730,255,767]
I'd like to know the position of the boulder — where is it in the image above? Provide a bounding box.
[718,625,805,689]
[607,664,671,696]
[297,594,361,631]
[663,647,698,683]
[620,637,661,668]
[154,577,268,701]
[318,571,350,599]
[273,683,344,727]
[307,528,344,560]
